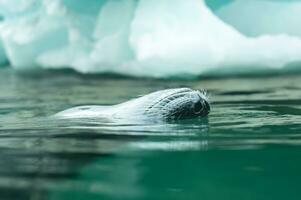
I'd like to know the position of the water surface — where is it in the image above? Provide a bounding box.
[0,68,301,200]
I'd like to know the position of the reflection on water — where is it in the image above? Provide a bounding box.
[0,68,301,200]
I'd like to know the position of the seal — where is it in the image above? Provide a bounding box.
[55,88,210,122]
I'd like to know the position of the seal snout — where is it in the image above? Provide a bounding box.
[193,90,210,117]
[201,99,210,115]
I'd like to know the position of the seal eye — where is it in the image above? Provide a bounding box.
[193,101,203,114]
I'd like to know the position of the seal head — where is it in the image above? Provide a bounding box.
[55,88,210,122]
[144,88,210,120]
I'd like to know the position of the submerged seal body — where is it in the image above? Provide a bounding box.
[55,88,210,121]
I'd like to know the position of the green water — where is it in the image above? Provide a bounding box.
[0,68,301,200]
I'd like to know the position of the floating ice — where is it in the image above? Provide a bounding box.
[215,0,301,37]
[0,0,300,77]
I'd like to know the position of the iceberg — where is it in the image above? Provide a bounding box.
[214,0,301,37]
[0,0,300,77]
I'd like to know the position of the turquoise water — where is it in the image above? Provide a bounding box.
[0,68,301,200]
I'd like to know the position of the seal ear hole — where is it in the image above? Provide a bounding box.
[193,101,203,114]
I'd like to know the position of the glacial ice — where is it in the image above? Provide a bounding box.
[215,0,301,37]
[0,0,300,77]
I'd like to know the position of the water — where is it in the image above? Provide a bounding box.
[0,67,301,200]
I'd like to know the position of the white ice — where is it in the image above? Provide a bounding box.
[0,0,300,77]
